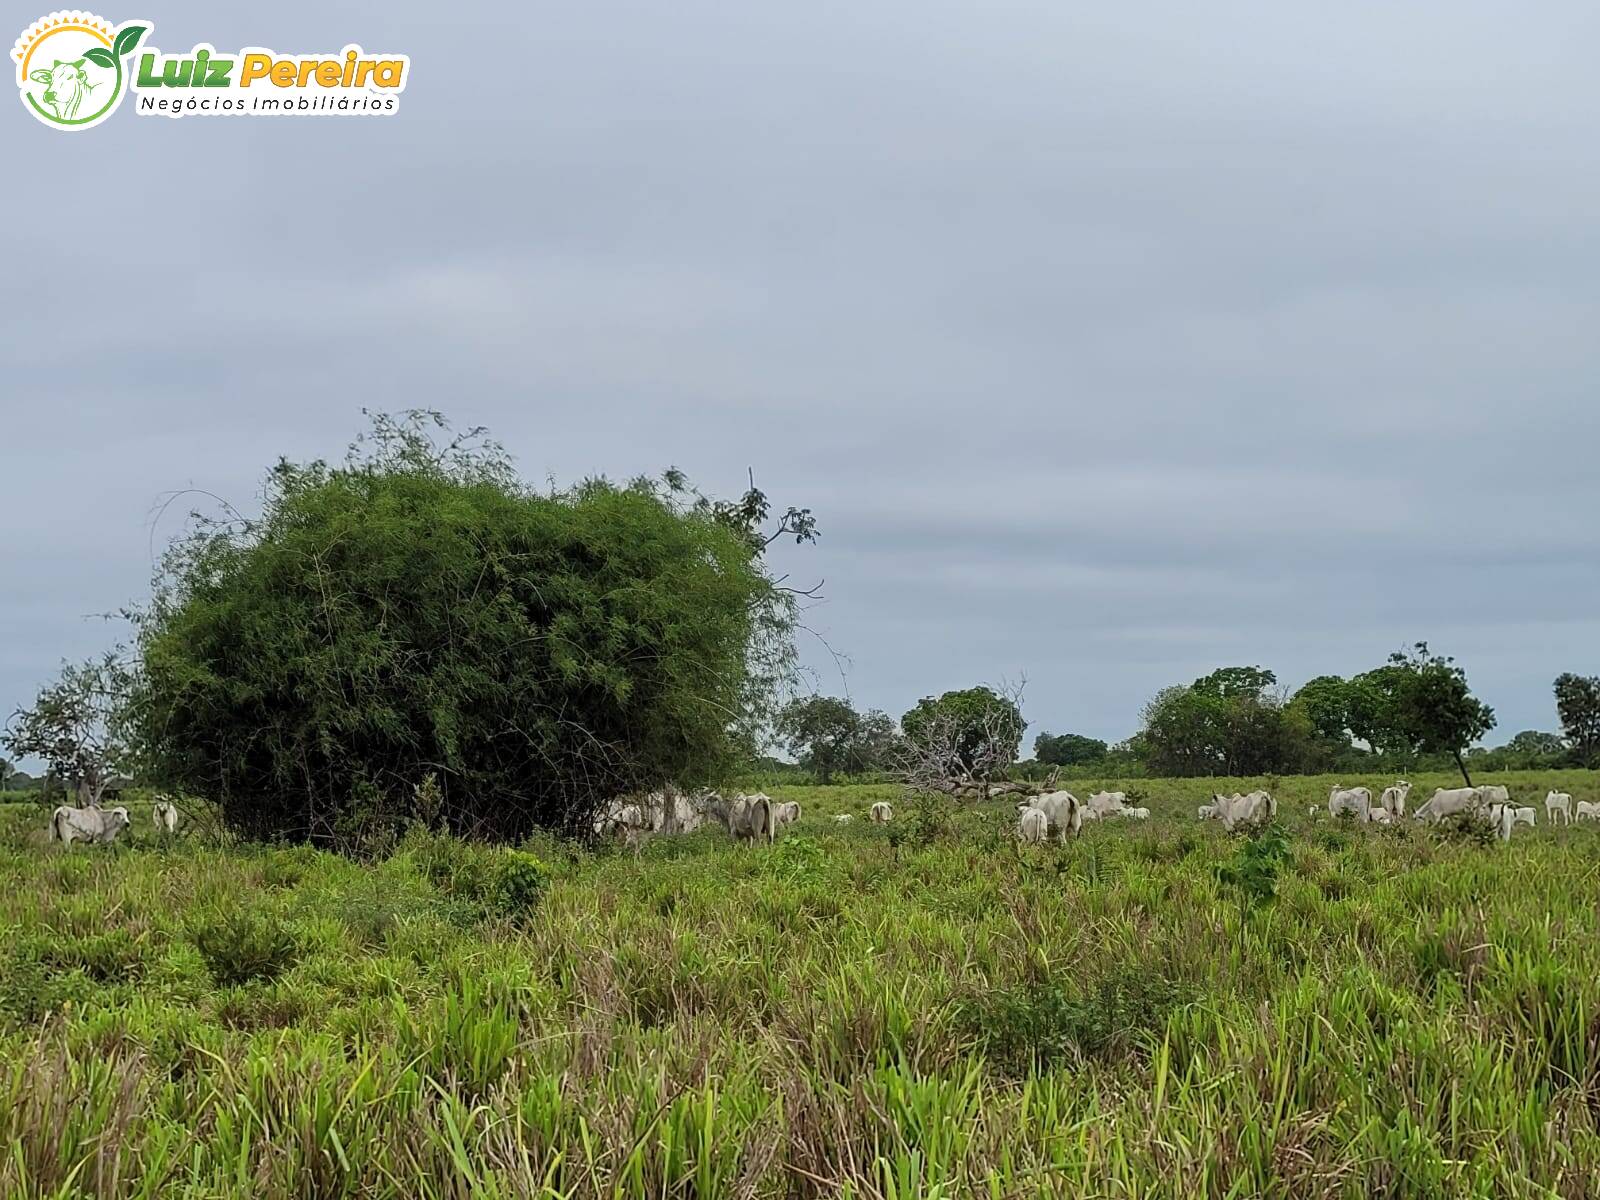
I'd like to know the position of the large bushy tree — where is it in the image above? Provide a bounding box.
[775,696,899,782]
[1139,666,1312,777]
[1032,731,1108,767]
[1554,673,1600,766]
[1365,644,1494,784]
[133,412,813,844]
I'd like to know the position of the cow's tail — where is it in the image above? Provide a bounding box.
[756,795,775,843]
[47,807,63,842]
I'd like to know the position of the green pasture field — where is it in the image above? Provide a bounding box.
[2,770,1599,1197]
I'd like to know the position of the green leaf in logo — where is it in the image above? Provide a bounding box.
[112,24,148,59]
[83,46,115,68]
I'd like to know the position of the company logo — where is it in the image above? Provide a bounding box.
[12,11,147,130]
[13,12,410,129]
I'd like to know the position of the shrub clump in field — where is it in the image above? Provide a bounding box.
[494,851,550,918]
[191,908,299,987]
[962,963,1186,1075]
[1434,811,1498,848]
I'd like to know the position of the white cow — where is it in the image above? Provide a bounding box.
[1016,806,1050,844]
[774,800,802,827]
[833,813,854,824]
[1085,791,1128,818]
[869,801,893,824]
[1413,787,1488,825]
[1576,801,1600,823]
[1027,790,1082,841]
[1546,791,1573,827]
[49,805,130,846]
[1378,781,1412,819]
[594,798,651,851]
[1328,785,1373,824]
[1512,806,1535,830]
[698,792,777,844]
[151,799,180,834]
[1204,791,1273,833]
[1117,806,1150,820]
[1368,807,1393,826]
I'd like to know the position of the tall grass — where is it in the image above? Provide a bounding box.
[0,770,1597,1196]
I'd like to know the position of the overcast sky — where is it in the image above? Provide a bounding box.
[8,1,1600,758]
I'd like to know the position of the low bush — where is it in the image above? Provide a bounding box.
[191,908,299,987]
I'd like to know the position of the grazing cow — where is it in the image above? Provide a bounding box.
[1205,791,1273,833]
[29,58,97,121]
[152,799,180,834]
[1328,785,1373,824]
[1016,806,1049,844]
[774,800,802,827]
[1512,806,1535,829]
[1085,791,1128,818]
[869,801,893,824]
[594,798,651,851]
[1198,803,1217,821]
[1546,791,1572,826]
[1118,806,1150,820]
[1413,787,1488,825]
[1576,801,1600,823]
[1378,781,1412,819]
[698,792,777,844]
[49,805,130,846]
[1027,790,1082,842]
[1478,784,1511,811]
[1368,807,1393,826]
[833,813,853,824]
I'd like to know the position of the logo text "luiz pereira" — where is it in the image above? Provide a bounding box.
[134,45,409,117]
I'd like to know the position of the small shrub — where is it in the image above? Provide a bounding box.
[764,835,830,886]
[963,963,1185,1075]
[1434,811,1498,848]
[191,908,299,987]
[494,851,550,918]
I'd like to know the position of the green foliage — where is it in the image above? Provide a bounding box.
[1373,644,1495,784]
[900,686,1024,777]
[191,907,299,987]
[1435,810,1499,848]
[134,411,808,843]
[2,652,138,806]
[493,851,550,918]
[1032,731,1108,767]
[1554,672,1600,766]
[963,963,1185,1075]
[1289,674,1352,745]
[775,695,899,782]
[1217,826,1291,909]
[1140,671,1310,777]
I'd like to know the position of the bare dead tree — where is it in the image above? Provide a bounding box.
[890,678,1058,804]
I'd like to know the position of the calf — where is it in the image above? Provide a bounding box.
[151,798,180,834]
[49,805,130,846]
[1576,800,1600,823]
[1016,806,1049,844]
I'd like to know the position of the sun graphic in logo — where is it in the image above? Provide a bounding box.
[12,10,148,130]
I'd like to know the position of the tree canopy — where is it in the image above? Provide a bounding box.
[1032,731,1108,767]
[775,695,899,782]
[1554,673,1600,767]
[133,412,811,844]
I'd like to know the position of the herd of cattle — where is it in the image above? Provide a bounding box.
[35,781,1596,851]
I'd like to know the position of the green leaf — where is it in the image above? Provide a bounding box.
[83,47,115,69]
[113,24,148,59]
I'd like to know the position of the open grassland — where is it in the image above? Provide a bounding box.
[3,771,1600,1197]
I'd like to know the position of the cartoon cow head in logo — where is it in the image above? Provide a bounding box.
[29,59,97,121]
